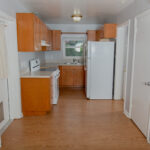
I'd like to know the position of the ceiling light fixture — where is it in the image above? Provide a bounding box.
[71,9,82,23]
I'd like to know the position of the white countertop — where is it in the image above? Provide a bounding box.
[21,63,84,78]
[21,70,54,78]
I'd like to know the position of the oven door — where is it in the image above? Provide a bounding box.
[52,72,60,104]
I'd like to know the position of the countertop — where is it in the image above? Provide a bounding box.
[21,70,54,78]
[21,63,84,78]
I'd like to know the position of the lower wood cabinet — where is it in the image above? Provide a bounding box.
[59,66,85,88]
[21,77,52,116]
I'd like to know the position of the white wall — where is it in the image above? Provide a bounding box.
[116,0,150,115]
[45,24,102,63]
[0,0,28,18]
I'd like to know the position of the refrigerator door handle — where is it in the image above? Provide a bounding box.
[84,43,87,71]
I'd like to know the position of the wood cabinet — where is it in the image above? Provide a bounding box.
[48,30,53,49]
[87,24,117,41]
[52,30,61,50]
[21,77,52,116]
[87,30,96,41]
[17,13,50,52]
[104,24,117,39]
[59,66,85,88]
[73,68,85,87]
[96,30,104,41]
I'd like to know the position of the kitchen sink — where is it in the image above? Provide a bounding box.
[63,62,82,65]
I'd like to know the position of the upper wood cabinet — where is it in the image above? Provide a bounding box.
[87,24,117,41]
[96,30,104,41]
[16,13,50,52]
[52,30,61,51]
[87,30,96,41]
[103,24,117,39]
[48,30,53,49]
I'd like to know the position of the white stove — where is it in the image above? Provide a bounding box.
[29,58,40,72]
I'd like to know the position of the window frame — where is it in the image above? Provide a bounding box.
[62,34,86,59]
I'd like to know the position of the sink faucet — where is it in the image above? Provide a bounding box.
[73,58,76,63]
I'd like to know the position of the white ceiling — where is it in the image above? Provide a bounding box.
[17,0,135,24]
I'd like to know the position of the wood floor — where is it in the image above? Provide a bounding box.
[1,88,150,150]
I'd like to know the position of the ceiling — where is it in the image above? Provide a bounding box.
[17,0,135,24]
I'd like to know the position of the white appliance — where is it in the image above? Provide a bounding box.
[29,58,60,104]
[52,69,60,104]
[85,41,115,99]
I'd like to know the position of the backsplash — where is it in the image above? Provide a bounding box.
[44,49,84,64]
[18,52,45,73]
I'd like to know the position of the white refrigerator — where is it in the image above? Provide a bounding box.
[85,41,115,99]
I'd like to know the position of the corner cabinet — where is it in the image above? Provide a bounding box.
[16,13,51,52]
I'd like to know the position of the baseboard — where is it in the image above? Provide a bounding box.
[10,112,23,120]
[124,110,131,119]
[0,120,13,136]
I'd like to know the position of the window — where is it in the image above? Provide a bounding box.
[65,40,84,57]
[62,35,86,58]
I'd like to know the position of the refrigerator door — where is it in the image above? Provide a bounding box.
[89,42,114,99]
[86,41,92,98]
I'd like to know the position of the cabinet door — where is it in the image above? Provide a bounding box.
[34,16,41,51]
[21,78,52,115]
[48,30,52,50]
[52,30,61,50]
[104,24,117,38]
[16,13,35,52]
[73,69,85,87]
[87,30,96,41]
[61,69,74,87]
[59,66,63,87]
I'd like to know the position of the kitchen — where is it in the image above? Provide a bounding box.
[1,0,150,149]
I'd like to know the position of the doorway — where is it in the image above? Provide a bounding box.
[114,20,130,116]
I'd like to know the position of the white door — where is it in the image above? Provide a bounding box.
[131,10,150,137]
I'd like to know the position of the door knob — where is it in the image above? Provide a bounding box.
[145,82,150,86]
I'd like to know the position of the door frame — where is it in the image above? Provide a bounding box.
[0,18,10,130]
[130,9,150,143]
[114,20,131,116]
